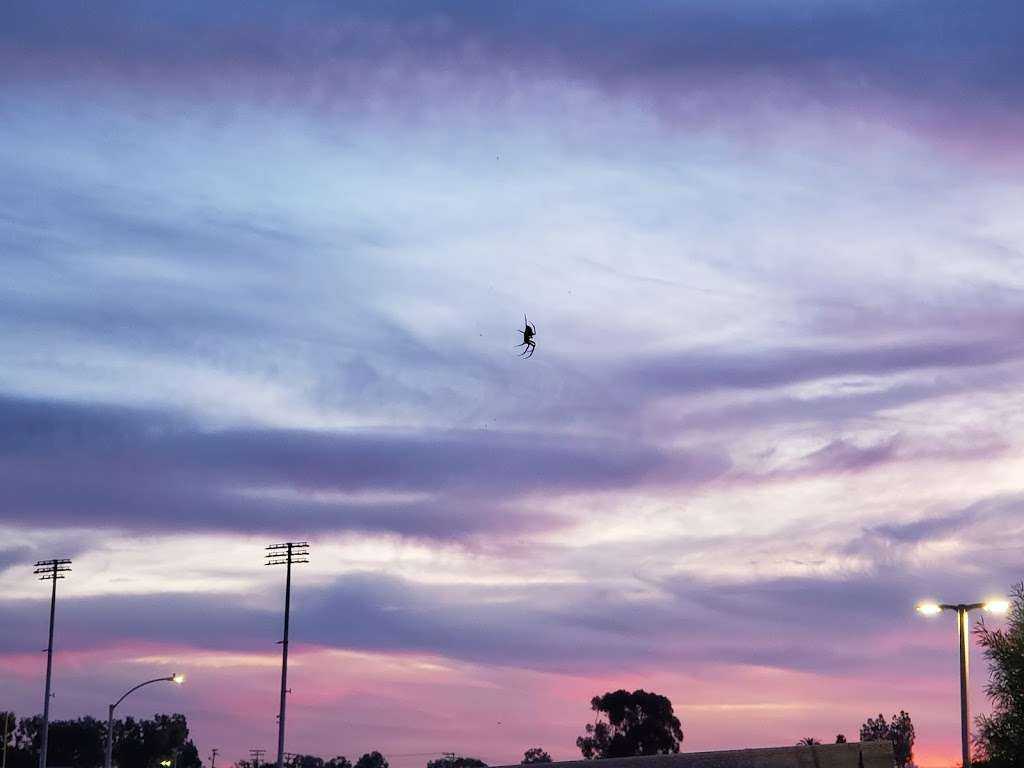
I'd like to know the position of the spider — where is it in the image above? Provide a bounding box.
[516,315,536,358]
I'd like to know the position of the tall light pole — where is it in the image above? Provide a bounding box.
[103,673,185,768]
[266,542,308,768]
[917,598,1010,768]
[3,710,12,768]
[34,558,71,768]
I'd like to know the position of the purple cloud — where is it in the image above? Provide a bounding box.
[0,395,728,537]
[868,495,1024,545]
[3,1,1023,150]
[625,337,1023,396]
[2,557,1017,677]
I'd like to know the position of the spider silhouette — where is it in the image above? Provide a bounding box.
[516,315,536,358]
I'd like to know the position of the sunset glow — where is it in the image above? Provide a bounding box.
[2,3,1023,768]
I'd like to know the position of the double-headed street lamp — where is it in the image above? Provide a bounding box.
[916,599,1009,768]
[104,673,185,768]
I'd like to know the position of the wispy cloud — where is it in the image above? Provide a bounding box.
[1,3,1023,765]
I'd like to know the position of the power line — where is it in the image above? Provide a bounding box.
[266,542,309,768]
[250,748,267,768]
[34,558,71,768]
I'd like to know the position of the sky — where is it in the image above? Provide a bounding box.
[1,2,1024,767]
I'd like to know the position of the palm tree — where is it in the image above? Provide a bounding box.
[797,738,822,746]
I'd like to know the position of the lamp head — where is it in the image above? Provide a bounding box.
[984,599,1010,615]
[916,601,942,616]
[170,673,185,684]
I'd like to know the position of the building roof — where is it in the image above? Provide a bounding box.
[494,742,894,768]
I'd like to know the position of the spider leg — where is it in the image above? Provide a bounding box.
[525,343,535,358]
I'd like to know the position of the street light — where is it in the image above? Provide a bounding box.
[916,599,1008,768]
[104,673,185,768]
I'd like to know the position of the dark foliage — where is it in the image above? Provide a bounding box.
[0,712,200,768]
[974,583,1024,767]
[859,711,914,768]
[426,757,486,768]
[576,689,683,759]
[521,748,552,764]
[354,752,388,768]
[286,755,329,768]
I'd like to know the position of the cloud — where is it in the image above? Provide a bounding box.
[869,509,977,545]
[868,494,1024,545]
[626,338,1024,397]
[0,562,1009,677]
[0,545,33,571]
[0,395,727,537]
[3,1,1023,151]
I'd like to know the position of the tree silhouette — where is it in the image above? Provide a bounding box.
[426,757,486,768]
[521,748,552,764]
[47,717,105,768]
[796,738,821,746]
[354,753,388,768]
[860,711,914,768]
[975,582,1024,767]
[0,712,200,768]
[576,689,683,759]
[834,735,847,744]
[287,756,327,768]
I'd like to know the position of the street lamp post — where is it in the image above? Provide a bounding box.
[917,599,1009,768]
[3,711,12,768]
[103,674,185,768]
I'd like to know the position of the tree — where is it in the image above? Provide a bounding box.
[328,757,355,768]
[975,582,1024,767]
[46,717,105,768]
[576,689,683,759]
[521,748,552,764]
[1,713,30,768]
[859,711,915,768]
[835,735,847,744]
[797,738,821,746]
[354,752,387,768]
[426,757,486,768]
[14,716,43,758]
[1,715,38,768]
[287,756,326,768]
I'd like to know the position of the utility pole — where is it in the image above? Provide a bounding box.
[250,748,267,768]
[3,710,12,768]
[34,558,71,768]
[210,748,218,768]
[266,542,309,768]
